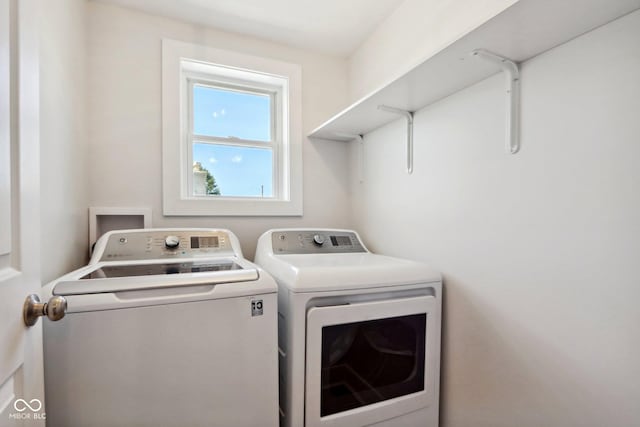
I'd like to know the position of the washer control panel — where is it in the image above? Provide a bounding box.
[95,230,235,262]
[271,230,366,254]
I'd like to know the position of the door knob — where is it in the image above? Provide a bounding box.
[23,294,67,327]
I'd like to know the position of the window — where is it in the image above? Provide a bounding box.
[162,39,302,216]
[189,79,277,199]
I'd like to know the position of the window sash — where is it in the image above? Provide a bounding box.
[189,79,277,144]
[187,140,280,199]
[184,75,282,200]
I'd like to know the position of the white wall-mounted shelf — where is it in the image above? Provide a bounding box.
[308,0,640,146]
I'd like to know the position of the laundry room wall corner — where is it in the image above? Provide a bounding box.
[39,0,89,283]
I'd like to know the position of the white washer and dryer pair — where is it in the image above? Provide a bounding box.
[255,228,442,427]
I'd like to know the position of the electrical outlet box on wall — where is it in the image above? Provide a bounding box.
[89,207,152,256]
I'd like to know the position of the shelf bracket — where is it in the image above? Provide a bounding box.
[378,105,414,174]
[472,49,520,154]
[355,134,364,183]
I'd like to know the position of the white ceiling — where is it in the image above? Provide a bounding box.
[93,0,405,56]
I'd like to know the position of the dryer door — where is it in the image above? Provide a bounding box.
[305,295,438,427]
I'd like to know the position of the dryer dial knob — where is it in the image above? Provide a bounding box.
[164,235,180,249]
[312,234,326,246]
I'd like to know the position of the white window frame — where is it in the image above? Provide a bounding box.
[162,39,302,216]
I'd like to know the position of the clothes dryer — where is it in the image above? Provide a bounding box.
[254,228,442,427]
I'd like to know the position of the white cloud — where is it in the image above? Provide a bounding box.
[209,157,217,164]
[231,155,242,163]
[221,108,226,115]
[212,112,218,118]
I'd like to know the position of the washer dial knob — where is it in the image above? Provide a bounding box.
[164,235,180,249]
[312,234,326,246]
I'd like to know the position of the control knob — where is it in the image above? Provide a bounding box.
[165,235,180,249]
[312,234,326,246]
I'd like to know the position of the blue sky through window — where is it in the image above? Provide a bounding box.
[193,85,271,141]
[193,143,273,197]
[192,84,274,197]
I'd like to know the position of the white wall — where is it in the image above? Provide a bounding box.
[348,10,640,427]
[86,2,351,259]
[39,0,88,283]
[348,0,517,102]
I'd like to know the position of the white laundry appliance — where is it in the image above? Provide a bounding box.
[254,228,442,427]
[39,228,278,427]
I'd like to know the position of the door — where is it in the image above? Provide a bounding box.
[305,296,439,427]
[0,0,44,425]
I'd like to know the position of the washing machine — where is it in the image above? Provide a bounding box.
[41,228,278,427]
[254,228,442,427]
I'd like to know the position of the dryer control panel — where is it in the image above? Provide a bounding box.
[271,230,366,254]
[93,230,236,262]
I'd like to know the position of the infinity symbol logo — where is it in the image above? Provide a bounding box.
[13,398,42,412]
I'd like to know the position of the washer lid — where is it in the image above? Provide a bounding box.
[53,260,258,296]
[264,253,441,293]
[79,260,243,279]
